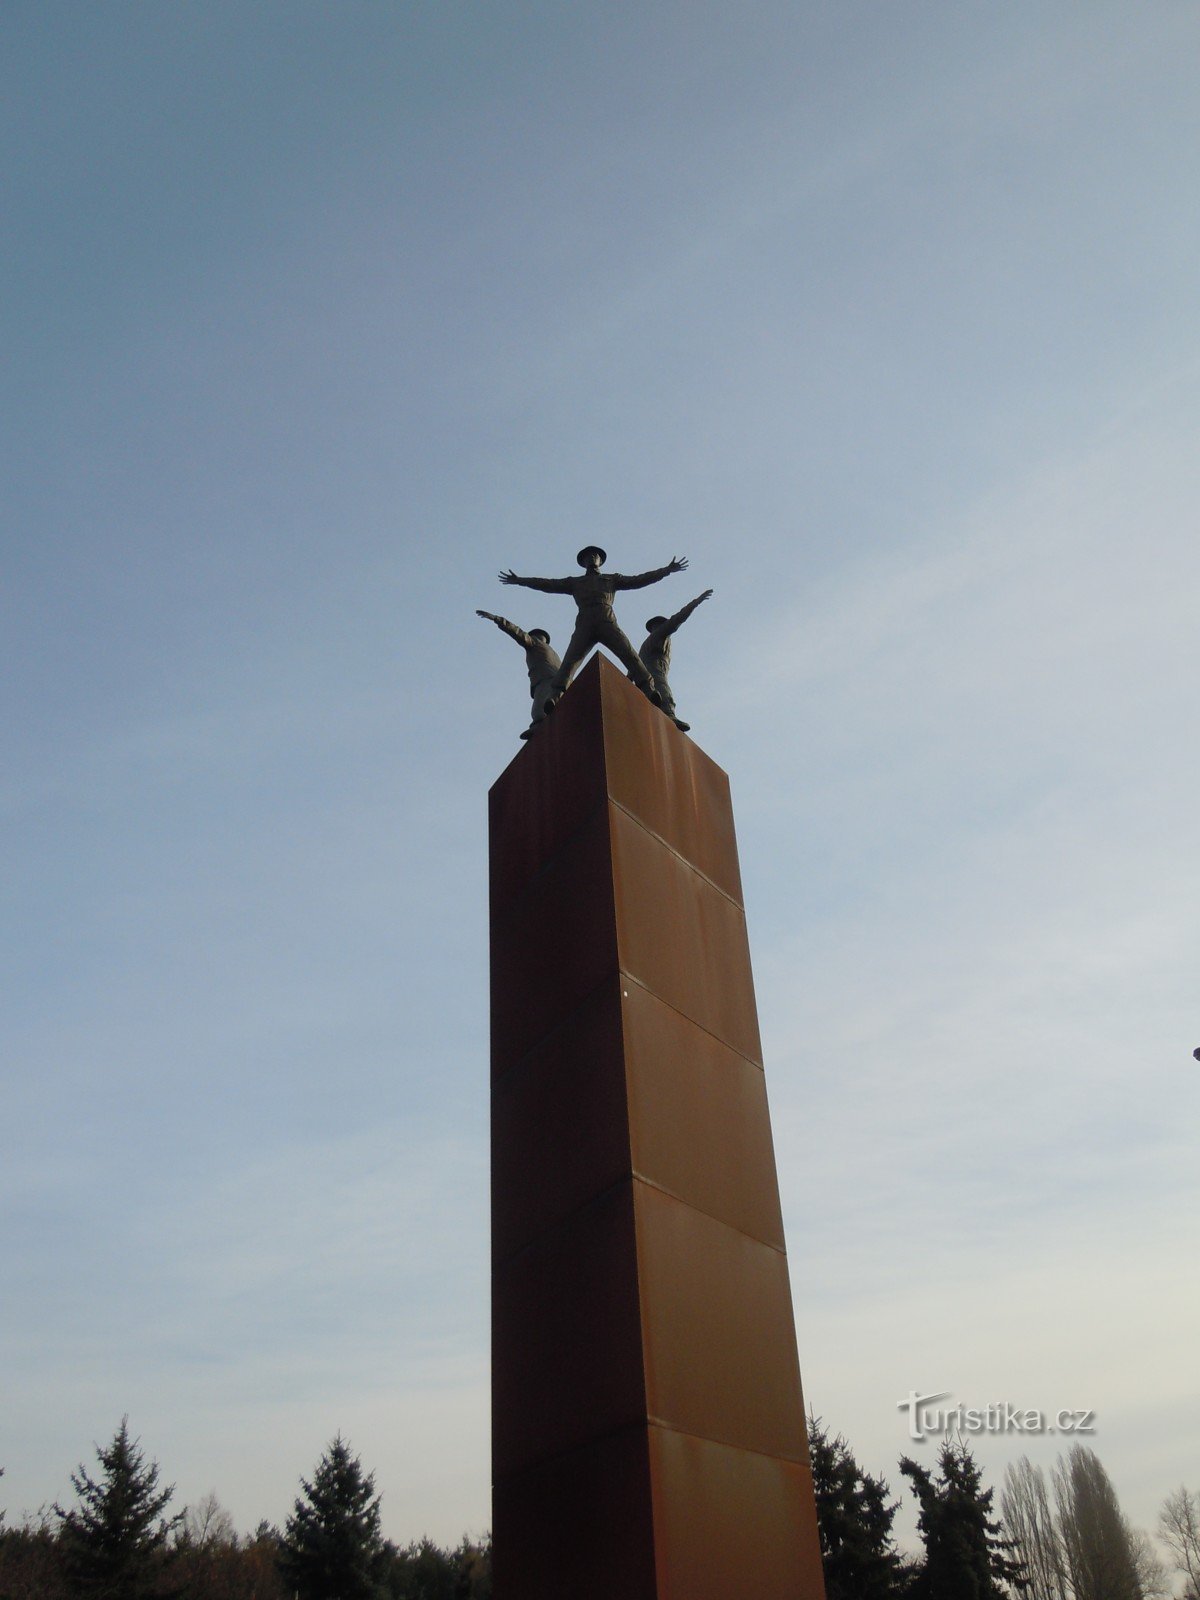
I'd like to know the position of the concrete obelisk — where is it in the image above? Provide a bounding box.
[489,654,826,1600]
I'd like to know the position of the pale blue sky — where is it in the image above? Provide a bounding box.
[3,0,1198,1555]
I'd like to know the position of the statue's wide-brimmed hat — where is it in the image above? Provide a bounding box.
[529,627,551,643]
[576,545,607,567]
[645,615,668,631]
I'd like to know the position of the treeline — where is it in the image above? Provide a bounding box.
[0,1425,488,1600]
[810,1416,1199,1600]
[3,1418,1197,1599]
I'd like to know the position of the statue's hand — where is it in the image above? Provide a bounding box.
[669,555,689,573]
[476,609,494,620]
[698,588,713,602]
[498,569,518,585]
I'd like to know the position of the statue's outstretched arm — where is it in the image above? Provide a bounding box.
[662,588,713,635]
[477,610,529,646]
[498,569,576,594]
[614,555,689,591]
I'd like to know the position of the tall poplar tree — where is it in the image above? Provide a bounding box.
[1053,1446,1147,1600]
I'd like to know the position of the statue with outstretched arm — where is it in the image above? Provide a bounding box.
[476,610,562,740]
[636,589,713,733]
[498,546,687,707]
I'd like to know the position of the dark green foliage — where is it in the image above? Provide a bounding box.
[379,1538,455,1600]
[377,1535,490,1600]
[450,1535,491,1600]
[901,1439,1027,1599]
[0,1512,71,1600]
[278,1436,385,1600]
[809,1417,910,1599]
[1054,1447,1147,1600]
[234,1526,290,1600]
[54,1418,182,1599]
[1,1505,292,1600]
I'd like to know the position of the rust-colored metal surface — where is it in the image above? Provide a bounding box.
[610,799,763,1063]
[490,655,826,1600]
[648,1427,825,1600]
[598,663,744,904]
[634,1182,806,1461]
[622,979,785,1249]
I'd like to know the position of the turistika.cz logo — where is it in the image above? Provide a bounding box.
[897,1391,1097,1442]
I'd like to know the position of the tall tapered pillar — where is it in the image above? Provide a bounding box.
[489,654,826,1600]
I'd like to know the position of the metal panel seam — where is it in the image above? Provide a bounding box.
[626,1171,787,1258]
[644,1418,812,1470]
[615,971,766,1074]
[605,793,746,912]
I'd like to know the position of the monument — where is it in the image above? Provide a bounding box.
[486,560,826,1599]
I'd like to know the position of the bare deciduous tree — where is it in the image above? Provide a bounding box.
[1127,1526,1169,1599]
[1002,1457,1069,1600]
[1160,1488,1200,1600]
[179,1491,237,1551]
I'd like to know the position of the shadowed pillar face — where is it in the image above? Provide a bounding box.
[489,655,826,1600]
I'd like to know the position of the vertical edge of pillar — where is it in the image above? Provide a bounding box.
[490,658,654,1598]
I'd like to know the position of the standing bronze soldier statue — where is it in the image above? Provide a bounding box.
[636,588,713,733]
[498,546,687,710]
[476,611,562,740]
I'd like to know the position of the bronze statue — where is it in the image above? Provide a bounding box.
[498,546,687,708]
[636,589,712,732]
[476,611,562,739]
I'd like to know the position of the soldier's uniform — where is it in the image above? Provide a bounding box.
[638,623,679,718]
[635,589,711,731]
[501,549,682,703]
[483,614,561,737]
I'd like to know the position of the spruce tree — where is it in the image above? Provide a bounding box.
[901,1438,1026,1599]
[55,1417,181,1598]
[809,1417,910,1598]
[279,1435,385,1600]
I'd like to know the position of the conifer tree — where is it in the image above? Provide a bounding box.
[900,1438,1026,1598]
[279,1435,385,1600]
[809,1417,910,1598]
[55,1417,181,1598]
